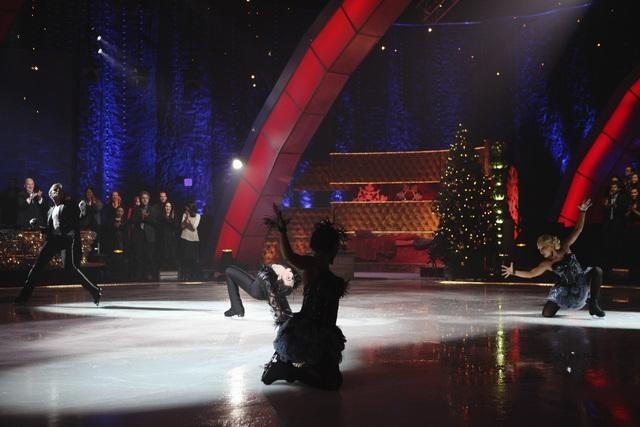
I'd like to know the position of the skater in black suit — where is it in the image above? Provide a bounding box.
[14,183,102,305]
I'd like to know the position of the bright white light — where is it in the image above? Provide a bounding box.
[97,35,102,41]
[97,48,103,54]
[228,366,248,406]
[231,158,244,170]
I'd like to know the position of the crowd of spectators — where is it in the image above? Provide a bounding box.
[602,165,640,280]
[0,178,201,282]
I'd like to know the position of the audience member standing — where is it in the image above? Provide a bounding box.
[78,187,103,230]
[102,190,123,256]
[158,201,180,270]
[623,166,636,192]
[103,190,123,225]
[625,187,640,281]
[103,206,129,281]
[603,181,628,276]
[130,191,160,281]
[102,205,128,254]
[629,172,639,190]
[179,202,200,280]
[126,195,141,277]
[157,191,169,209]
[127,195,140,223]
[16,177,45,228]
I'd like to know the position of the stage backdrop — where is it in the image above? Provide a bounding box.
[0,48,74,191]
[1,1,639,254]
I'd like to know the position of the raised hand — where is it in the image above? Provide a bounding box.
[501,262,514,278]
[578,198,592,212]
[264,203,291,232]
[272,203,288,232]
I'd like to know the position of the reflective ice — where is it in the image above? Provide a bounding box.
[1,280,639,426]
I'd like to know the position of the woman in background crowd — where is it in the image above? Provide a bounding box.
[158,201,180,270]
[179,202,200,280]
[79,187,103,230]
[103,206,129,280]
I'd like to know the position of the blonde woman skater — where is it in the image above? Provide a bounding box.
[502,199,605,318]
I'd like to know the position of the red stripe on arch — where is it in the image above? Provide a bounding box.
[559,75,640,226]
[214,0,412,264]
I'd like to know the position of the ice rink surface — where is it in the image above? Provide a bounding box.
[1,280,639,426]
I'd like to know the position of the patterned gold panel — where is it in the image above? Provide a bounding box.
[260,204,436,264]
[332,201,438,236]
[293,161,331,191]
[330,147,487,184]
[264,148,489,264]
[0,230,97,269]
[262,237,310,265]
[278,208,333,238]
[261,208,329,263]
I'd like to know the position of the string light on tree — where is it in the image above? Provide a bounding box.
[430,124,492,278]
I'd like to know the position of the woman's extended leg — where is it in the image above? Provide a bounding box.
[224,265,267,316]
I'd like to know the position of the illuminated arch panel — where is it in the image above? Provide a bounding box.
[214,0,412,264]
[558,71,640,226]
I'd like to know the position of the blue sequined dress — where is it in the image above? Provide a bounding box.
[546,253,592,309]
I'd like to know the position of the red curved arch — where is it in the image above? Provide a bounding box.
[558,71,640,226]
[214,0,411,264]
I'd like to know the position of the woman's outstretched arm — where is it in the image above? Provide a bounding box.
[563,199,592,248]
[502,260,551,279]
[272,205,312,270]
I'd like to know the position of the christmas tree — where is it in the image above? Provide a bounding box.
[430,125,493,278]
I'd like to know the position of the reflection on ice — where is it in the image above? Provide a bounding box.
[1,280,639,426]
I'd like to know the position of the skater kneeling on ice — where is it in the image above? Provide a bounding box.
[501,199,605,318]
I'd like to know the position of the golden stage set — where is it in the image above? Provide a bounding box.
[262,147,489,273]
[0,229,98,270]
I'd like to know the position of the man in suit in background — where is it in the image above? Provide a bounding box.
[16,177,46,228]
[14,183,102,305]
[603,181,629,278]
[130,190,160,281]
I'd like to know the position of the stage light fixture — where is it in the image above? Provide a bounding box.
[97,35,102,41]
[231,158,244,170]
[98,48,103,54]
